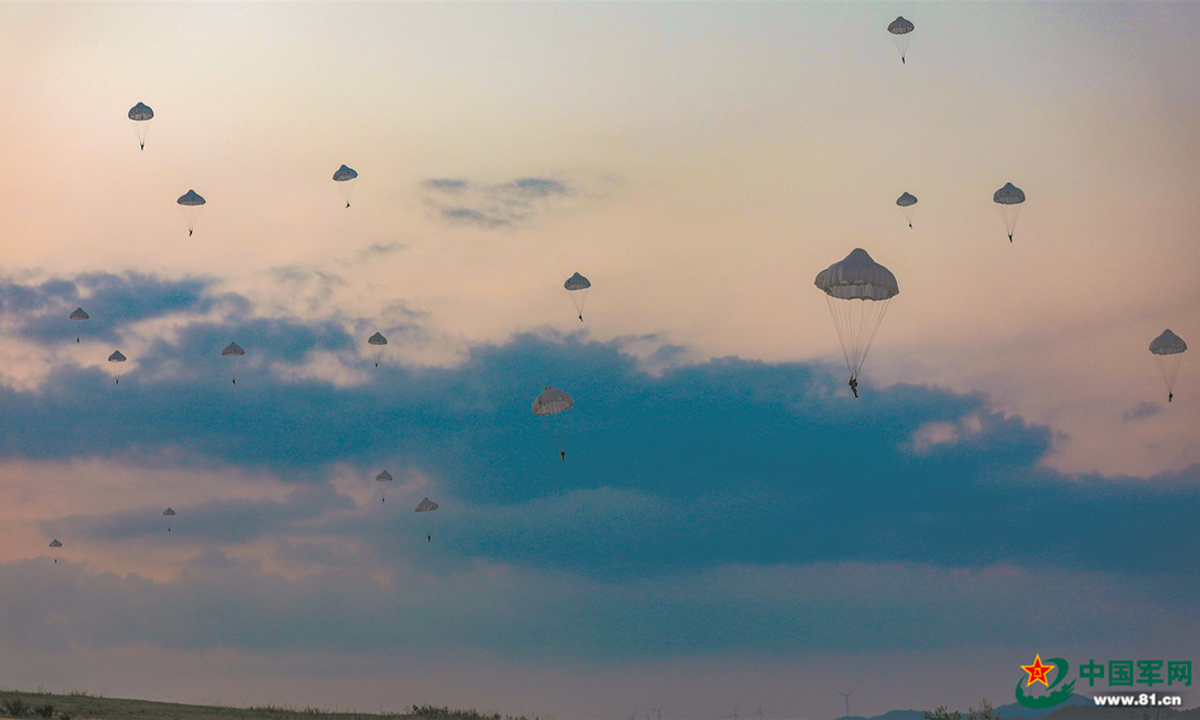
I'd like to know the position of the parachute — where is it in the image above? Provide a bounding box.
[70,307,89,342]
[993,182,1025,242]
[177,190,206,236]
[163,507,176,532]
[128,102,154,150]
[896,192,918,228]
[368,331,388,368]
[1150,329,1187,402]
[814,248,899,397]
[49,538,62,563]
[108,350,127,385]
[415,497,439,542]
[533,386,574,416]
[221,341,245,384]
[533,386,574,461]
[888,16,914,64]
[564,272,591,322]
[376,470,393,502]
[333,164,358,208]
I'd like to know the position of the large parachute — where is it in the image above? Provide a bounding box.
[368,331,387,368]
[70,307,89,342]
[564,272,591,322]
[163,507,176,532]
[49,538,62,563]
[1149,329,1187,402]
[993,182,1025,242]
[896,192,918,228]
[177,190,206,236]
[221,341,245,384]
[888,16,914,64]
[814,248,899,397]
[108,350,127,385]
[376,470,393,502]
[533,386,574,461]
[333,164,358,208]
[128,102,154,150]
[415,497,439,542]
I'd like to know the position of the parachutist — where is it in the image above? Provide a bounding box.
[427,535,431,542]
[578,314,583,322]
[908,223,913,228]
[1169,392,1173,402]
[560,449,566,462]
[232,379,236,385]
[189,230,193,236]
[849,377,859,398]
[1009,234,1013,242]
[345,203,350,209]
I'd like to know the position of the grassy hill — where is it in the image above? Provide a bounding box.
[0,689,542,720]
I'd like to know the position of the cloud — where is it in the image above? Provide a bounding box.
[1123,401,1161,422]
[421,175,572,228]
[6,315,1200,585]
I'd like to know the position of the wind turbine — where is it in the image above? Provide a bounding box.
[837,690,855,719]
[752,703,765,720]
[727,702,740,720]
[626,709,636,720]
[649,705,663,720]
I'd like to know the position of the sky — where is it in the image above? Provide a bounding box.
[1,2,1199,719]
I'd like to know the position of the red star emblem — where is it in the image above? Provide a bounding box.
[1022,654,1056,687]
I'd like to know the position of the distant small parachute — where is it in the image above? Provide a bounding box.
[49,538,62,563]
[333,164,358,208]
[108,350,127,385]
[533,385,574,461]
[177,190,206,236]
[376,470,393,502]
[896,192,918,228]
[564,272,591,322]
[221,341,245,384]
[128,102,154,150]
[1150,329,1187,402]
[368,332,388,368]
[163,507,176,532]
[888,16,914,64]
[70,307,89,342]
[814,248,899,397]
[993,182,1025,242]
[415,497,439,542]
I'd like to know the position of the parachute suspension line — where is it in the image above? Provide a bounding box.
[825,295,892,382]
[1154,354,1183,400]
[997,205,1020,242]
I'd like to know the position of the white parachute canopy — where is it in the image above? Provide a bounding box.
[128,102,154,149]
[896,192,918,228]
[70,307,89,342]
[221,341,245,384]
[993,182,1025,242]
[814,248,899,389]
[333,164,358,208]
[376,469,393,502]
[177,190,206,236]
[367,331,387,367]
[533,386,574,416]
[108,350,127,384]
[888,16,914,64]
[564,272,591,321]
[1150,329,1187,401]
